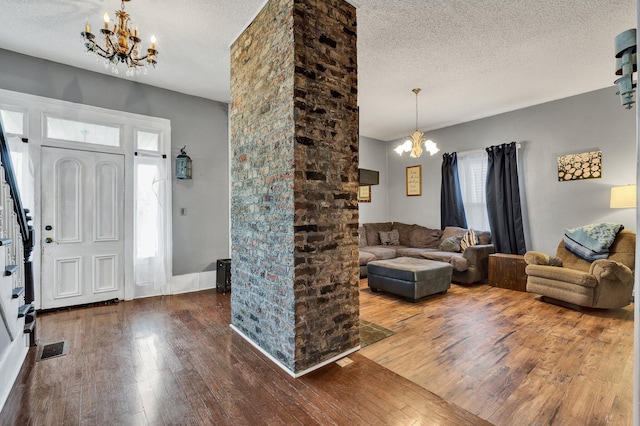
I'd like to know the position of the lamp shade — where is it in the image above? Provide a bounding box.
[610,185,636,208]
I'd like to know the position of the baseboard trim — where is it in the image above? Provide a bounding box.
[230,324,360,378]
[171,285,216,296]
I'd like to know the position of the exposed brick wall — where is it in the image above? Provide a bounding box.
[230,0,358,374]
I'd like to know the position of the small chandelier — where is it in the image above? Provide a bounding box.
[394,88,439,158]
[81,0,158,77]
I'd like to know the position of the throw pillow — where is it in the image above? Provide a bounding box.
[440,235,463,252]
[460,228,478,251]
[379,230,400,246]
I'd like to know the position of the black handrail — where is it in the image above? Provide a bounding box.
[0,116,36,345]
[0,122,33,254]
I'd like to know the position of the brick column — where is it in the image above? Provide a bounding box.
[230,0,358,375]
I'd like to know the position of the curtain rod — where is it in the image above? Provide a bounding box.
[456,142,522,156]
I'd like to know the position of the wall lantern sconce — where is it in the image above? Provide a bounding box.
[176,146,192,179]
[614,29,637,109]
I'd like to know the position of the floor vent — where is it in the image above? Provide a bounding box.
[36,340,68,361]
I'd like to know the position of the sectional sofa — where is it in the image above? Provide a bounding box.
[359,222,495,284]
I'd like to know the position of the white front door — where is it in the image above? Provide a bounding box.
[41,146,125,309]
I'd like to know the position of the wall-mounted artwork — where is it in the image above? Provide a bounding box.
[358,185,371,202]
[406,165,422,196]
[557,150,602,181]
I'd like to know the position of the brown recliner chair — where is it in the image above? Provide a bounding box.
[524,230,636,309]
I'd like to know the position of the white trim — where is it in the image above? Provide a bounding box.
[0,329,28,412]
[230,324,361,378]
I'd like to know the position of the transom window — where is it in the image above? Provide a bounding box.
[136,130,160,152]
[46,116,120,147]
[0,108,26,136]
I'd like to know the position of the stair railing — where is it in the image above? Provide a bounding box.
[0,119,35,345]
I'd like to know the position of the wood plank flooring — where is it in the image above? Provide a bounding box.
[1,290,489,426]
[358,279,634,426]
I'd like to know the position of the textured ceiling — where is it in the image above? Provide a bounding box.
[0,0,635,141]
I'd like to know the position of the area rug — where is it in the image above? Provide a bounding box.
[360,320,395,347]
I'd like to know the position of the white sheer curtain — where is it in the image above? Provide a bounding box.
[134,155,171,290]
[457,150,490,231]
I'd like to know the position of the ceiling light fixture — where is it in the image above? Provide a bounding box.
[81,0,158,77]
[394,88,439,158]
[614,28,636,109]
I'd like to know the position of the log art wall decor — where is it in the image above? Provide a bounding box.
[557,150,602,181]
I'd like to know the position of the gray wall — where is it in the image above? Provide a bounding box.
[0,48,229,275]
[358,136,388,223]
[385,86,636,254]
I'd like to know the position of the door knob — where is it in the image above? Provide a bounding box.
[45,237,54,244]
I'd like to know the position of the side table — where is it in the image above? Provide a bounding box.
[488,253,527,292]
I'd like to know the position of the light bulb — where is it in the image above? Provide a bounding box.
[425,140,440,155]
[402,140,412,152]
[394,145,405,155]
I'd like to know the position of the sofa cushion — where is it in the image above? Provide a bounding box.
[359,251,377,266]
[379,230,400,246]
[440,235,463,252]
[395,247,437,258]
[364,222,393,246]
[392,222,415,246]
[420,251,469,272]
[358,226,367,247]
[525,264,598,288]
[476,230,492,245]
[409,225,443,248]
[442,226,467,241]
[360,246,397,260]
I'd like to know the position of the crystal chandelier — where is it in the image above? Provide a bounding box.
[81,0,158,77]
[394,88,439,158]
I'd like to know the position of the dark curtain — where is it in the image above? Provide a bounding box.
[440,152,467,229]
[485,142,526,254]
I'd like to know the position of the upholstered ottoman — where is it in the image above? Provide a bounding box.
[367,257,453,301]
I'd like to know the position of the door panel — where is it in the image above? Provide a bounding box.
[95,162,118,241]
[41,147,124,309]
[57,159,81,243]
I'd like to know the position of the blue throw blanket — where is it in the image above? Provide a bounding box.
[564,222,624,261]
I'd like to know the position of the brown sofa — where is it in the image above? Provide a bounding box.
[524,230,635,309]
[359,222,495,284]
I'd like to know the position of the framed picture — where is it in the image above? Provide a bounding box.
[406,165,422,196]
[557,150,602,181]
[358,185,371,202]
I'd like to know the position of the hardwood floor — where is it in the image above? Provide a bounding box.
[358,279,634,426]
[1,290,489,426]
